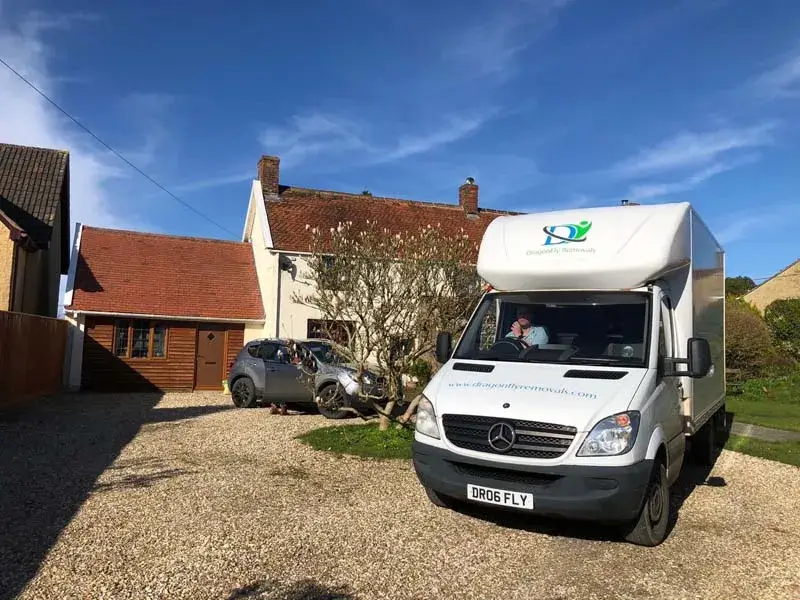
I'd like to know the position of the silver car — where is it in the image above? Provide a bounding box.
[226,338,387,419]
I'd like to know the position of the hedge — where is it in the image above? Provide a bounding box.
[764,298,800,359]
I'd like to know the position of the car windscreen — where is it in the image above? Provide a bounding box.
[452,291,651,368]
[304,342,343,364]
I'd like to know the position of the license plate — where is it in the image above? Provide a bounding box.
[466,484,534,510]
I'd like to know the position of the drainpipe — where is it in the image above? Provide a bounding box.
[275,254,282,338]
[276,253,293,338]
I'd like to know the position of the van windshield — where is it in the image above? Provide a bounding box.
[452,291,651,368]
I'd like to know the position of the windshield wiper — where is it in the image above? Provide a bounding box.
[567,356,640,365]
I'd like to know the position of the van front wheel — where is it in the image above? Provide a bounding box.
[623,461,670,547]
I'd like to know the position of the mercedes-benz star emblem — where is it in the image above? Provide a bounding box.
[487,422,516,453]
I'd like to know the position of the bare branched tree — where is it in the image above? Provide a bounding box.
[292,220,484,430]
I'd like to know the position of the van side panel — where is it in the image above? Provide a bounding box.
[687,209,726,432]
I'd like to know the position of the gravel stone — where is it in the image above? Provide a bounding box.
[2,392,799,600]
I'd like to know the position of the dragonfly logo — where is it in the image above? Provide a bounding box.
[542,220,592,246]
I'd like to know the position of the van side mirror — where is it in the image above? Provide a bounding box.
[687,337,712,378]
[664,337,712,378]
[435,332,452,364]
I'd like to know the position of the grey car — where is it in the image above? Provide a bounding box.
[226,338,387,419]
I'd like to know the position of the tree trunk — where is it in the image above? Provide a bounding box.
[398,394,422,424]
[379,400,396,431]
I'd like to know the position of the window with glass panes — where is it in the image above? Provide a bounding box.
[113,320,168,358]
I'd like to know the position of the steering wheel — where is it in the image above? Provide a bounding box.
[520,344,580,362]
[488,338,527,357]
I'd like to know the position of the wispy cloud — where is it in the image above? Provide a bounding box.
[259,109,496,169]
[18,10,100,37]
[610,123,776,178]
[0,8,147,232]
[625,154,760,201]
[715,214,771,245]
[714,201,800,245]
[442,0,573,83]
[259,113,368,168]
[118,92,175,167]
[751,51,800,100]
[381,113,491,162]
[172,171,253,193]
[0,8,157,313]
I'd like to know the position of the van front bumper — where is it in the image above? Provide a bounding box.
[413,441,652,523]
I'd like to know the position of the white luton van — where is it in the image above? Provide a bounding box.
[413,201,726,546]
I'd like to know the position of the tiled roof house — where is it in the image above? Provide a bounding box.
[242,155,515,343]
[0,142,70,317]
[64,154,512,392]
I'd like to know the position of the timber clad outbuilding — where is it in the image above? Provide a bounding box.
[64,227,263,391]
[80,318,245,391]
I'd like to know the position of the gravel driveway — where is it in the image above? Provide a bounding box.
[1,392,799,600]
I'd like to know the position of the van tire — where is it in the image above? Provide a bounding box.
[424,486,455,509]
[623,461,670,547]
[690,419,716,466]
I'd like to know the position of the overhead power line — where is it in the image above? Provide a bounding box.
[0,56,239,239]
[749,272,800,283]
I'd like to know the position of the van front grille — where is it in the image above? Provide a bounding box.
[450,462,562,486]
[442,414,577,459]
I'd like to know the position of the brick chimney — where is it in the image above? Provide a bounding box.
[459,177,479,215]
[258,155,280,196]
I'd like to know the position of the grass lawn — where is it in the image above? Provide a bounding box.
[297,422,414,460]
[726,373,800,432]
[724,434,800,467]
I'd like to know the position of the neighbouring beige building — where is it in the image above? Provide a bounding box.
[743,259,800,314]
[0,143,70,318]
[240,155,514,344]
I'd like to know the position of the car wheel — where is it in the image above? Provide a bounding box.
[231,377,257,408]
[623,460,670,547]
[316,384,350,419]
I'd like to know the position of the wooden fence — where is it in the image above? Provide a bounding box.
[0,311,68,409]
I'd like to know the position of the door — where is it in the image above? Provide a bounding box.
[655,293,685,480]
[262,349,313,403]
[196,326,226,390]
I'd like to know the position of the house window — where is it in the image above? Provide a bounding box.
[307,319,353,345]
[319,256,343,290]
[113,319,168,359]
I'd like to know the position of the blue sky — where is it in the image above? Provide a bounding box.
[0,0,798,284]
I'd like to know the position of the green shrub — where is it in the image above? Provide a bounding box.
[764,299,800,360]
[407,358,433,386]
[725,275,756,297]
[725,298,787,377]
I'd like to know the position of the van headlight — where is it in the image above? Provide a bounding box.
[415,395,440,439]
[577,411,640,457]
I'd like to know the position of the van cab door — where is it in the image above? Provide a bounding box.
[655,292,686,482]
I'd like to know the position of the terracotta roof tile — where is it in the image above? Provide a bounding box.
[265,186,516,261]
[67,227,264,321]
